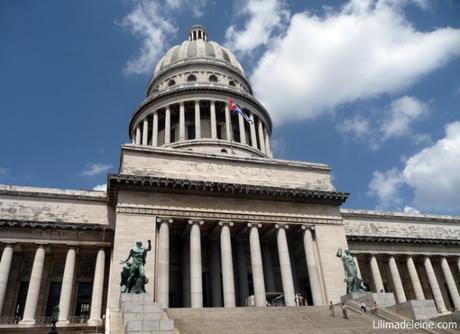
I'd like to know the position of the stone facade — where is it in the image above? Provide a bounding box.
[0,25,459,334]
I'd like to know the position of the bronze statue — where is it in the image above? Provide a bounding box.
[120,240,152,293]
[336,248,367,294]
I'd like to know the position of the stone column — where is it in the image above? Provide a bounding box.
[353,256,362,279]
[441,257,460,311]
[388,256,407,303]
[135,125,141,145]
[20,245,46,325]
[179,102,185,141]
[194,100,201,139]
[142,118,148,145]
[302,226,323,305]
[165,106,171,144]
[0,244,14,315]
[58,247,77,325]
[210,100,217,139]
[249,114,257,148]
[225,103,232,141]
[236,241,249,306]
[210,240,222,307]
[189,220,204,308]
[264,127,272,158]
[182,237,191,307]
[276,225,295,306]
[157,218,172,307]
[248,223,266,307]
[369,255,384,293]
[258,121,266,154]
[220,222,236,307]
[423,256,447,313]
[406,256,424,300]
[88,249,105,326]
[238,114,246,144]
[152,112,159,146]
[262,243,275,292]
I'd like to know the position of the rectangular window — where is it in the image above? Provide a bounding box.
[75,282,92,317]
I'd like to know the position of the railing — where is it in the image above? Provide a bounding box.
[0,317,20,325]
[68,315,89,324]
[0,315,90,326]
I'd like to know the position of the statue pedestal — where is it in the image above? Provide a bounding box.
[120,293,174,333]
[341,292,396,309]
[388,300,439,320]
[341,291,369,304]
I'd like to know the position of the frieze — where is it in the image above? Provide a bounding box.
[115,206,343,225]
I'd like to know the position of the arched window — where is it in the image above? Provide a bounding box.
[187,74,197,82]
[168,79,176,87]
[229,80,236,87]
[209,74,218,82]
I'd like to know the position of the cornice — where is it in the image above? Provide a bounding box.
[346,235,460,245]
[0,219,113,231]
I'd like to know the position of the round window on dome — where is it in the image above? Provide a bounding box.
[229,80,236,87]
[168,79,176,87]
[187,74,197,82]
[209,74,218,82]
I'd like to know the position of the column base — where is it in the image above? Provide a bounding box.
[87,318,103,326]
[56,320,70,327]
[18,319,36,326]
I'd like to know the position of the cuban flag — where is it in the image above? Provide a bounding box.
[228,98,253,124]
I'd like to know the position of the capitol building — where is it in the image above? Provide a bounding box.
[0,25,459,334]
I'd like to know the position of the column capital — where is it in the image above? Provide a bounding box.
[157,217,173,223]
[195,99,200,104]
[301,225,315,231]
[219,221,234,227]
[188,220,204,226]
[275,224,289,230]
[247,223,262,228]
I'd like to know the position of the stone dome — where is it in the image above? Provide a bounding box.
[153,27,245,76]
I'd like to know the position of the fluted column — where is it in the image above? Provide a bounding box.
[276,224,295,306]
[264,128,272,158]
[0,244,14,315]
[248,223,266,307]
[189,220,204,308]
[238,114,246,144]
[165,106,171,144]
[142,118,148,145]
[302,226,323,305]
[225,103,232,141]
[258,121,266,154]
[210,101,217,139]
[88,249,105,326]
[220,221,236,307]
[58,247,76,325]
[406,256,424,300]
[157,218,172,307]
[369,255,384,293]
[152,112,159,146]
[236,241,249,306]
[194,100,201,139]
[179,102,185,141]
[20,245,46,325]
[441,257,460,311]
[388,256,407,303]
[135,125,141,145]
[249,114,257,148]
[262,243,275,292]
[424,257,447,313]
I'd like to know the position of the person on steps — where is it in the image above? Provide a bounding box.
[342,303,348,320]
[329,301,335,317]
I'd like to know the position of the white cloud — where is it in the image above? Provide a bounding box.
[81,163,113,177]
[403,206,420,214]
[250,0,460,125]
[120,1,177,75]
[337,116,370,139]
[402,121,460,211]
[367,167,404,209]
[368,121,460,212]
[93,183,107,192]
[225,0,289,55]
[380,96,428,141]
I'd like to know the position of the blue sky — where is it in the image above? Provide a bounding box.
[1,0,460,214]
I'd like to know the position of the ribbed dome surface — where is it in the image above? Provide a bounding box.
[154,40,245,75]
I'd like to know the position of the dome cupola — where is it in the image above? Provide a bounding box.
[129,25,273,158]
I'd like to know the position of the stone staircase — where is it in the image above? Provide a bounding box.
[166,306,429,334]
